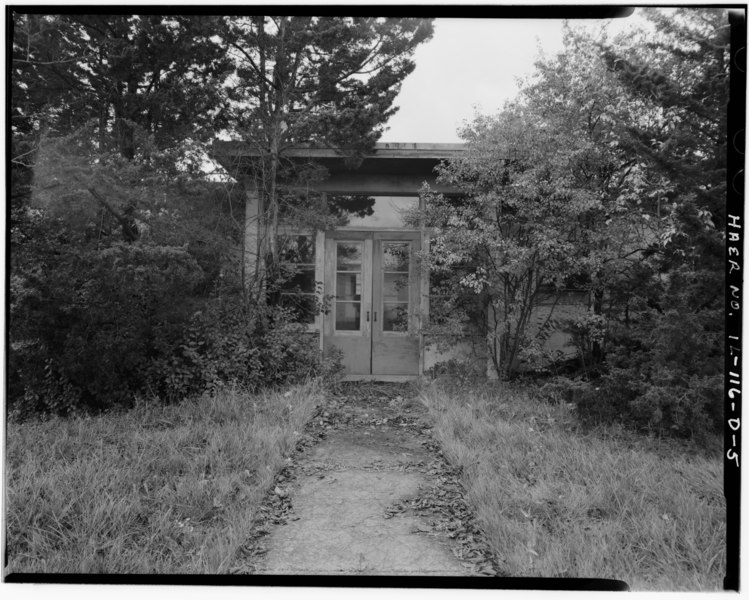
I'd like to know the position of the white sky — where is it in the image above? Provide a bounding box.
[380,14,637,144]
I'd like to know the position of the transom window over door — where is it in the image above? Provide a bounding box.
[331,195,419,229]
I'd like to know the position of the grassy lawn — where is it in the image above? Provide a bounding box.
[5,382,322,574]
[419,380,725,590]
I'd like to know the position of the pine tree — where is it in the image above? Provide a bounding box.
[223,16,433,286]
[11,13,233,158]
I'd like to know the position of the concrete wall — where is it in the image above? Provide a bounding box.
[422,335,487,376]
[524,299,589,362]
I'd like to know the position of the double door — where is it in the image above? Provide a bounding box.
[323,231,421,376]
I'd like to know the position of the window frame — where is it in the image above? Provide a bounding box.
[278,229,322,332]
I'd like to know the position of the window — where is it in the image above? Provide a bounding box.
[278,234,317,324]
[330,195,420,229]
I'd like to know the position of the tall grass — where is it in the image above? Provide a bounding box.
[6,381,322,574]
[419,380,725,590]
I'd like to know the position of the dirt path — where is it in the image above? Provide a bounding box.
[232,383,500,576]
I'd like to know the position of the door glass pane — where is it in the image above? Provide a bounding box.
[381,242,410,332]
[336,243,362,271]
[336,242,362,331]
[383,303,409,332]
[383,273,409,302]
[382,242,410,271]
[336,273,361,301]
[336,301,361,331]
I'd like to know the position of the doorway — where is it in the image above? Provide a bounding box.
[322,231,421,376]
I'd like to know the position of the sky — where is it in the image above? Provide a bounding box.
[380,14,636,144]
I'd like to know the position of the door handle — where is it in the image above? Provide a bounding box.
[373,312,377,322]
[366,311,370,322]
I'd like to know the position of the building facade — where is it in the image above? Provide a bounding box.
[212,142,583,380]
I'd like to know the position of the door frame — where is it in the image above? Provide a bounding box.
[322,231,373,376]
[321,229,423,378]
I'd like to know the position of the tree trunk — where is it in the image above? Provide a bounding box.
[114,78,138,159]
[591,287,605,364]
[267,132,280,274]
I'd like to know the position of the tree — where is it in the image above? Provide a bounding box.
[421,7,728,436]
[587,8,728,437]
[9,13,244,413]
[223,16,433,289]
[9,122,244,412]
[11,13,233,158]
[419,106,612,378]
[598,8,727,301]
[418,24,656,378]
[14,14,423,413]
[515,25,670,369]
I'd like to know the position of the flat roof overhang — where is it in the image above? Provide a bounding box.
[210,141,466,195]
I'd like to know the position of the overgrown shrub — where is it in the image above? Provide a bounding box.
[9,128,339,418]
[560,312,608,377]
[10,228,338,418]
[538,343,721,446]
[11,285,338,418]
[10,241,204,417]
[146,298,341,402]
[574,369,722,444]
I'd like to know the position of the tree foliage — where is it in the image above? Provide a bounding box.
[12,14,232,158]
[419,106,607,377]
[422,8,727,439]
[11,125,235,413]
[13,13,403,415]
[589,8,727,438]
